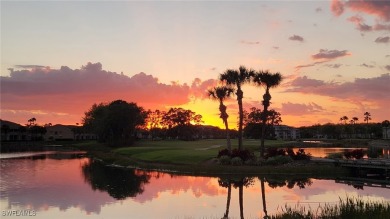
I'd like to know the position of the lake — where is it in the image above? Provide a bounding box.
[1,151,389,219]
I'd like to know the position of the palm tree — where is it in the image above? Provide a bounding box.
[220,66,254,150]
[340,116,348,124]
[252,70,283,158]
[260,177,269,219]
[364,112,371,124]
[208,86,235,152]
[218,178,232,219]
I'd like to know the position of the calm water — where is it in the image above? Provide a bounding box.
[1,151,389,219]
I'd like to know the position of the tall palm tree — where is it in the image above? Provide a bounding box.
[220,66,254,150]
[208,86,235,152]
[252,70,283,158]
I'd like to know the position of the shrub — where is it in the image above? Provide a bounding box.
[294,148,311,160]
[217,148,231,158]
[218,155,231,165]
[367,147,382,158]
[265,148,286,158]
[326,152,344,159]
[265,155,293,165]
[282,148,311,160]
[231,157,243,166]
[344,149,365,159]
[231,149,255,161]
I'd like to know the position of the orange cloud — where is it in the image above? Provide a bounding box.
[0,62,215,125]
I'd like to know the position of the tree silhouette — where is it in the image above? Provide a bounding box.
[83,100,147,146]
[260,177,269,219]
[340,116,349,124]
[220,66,254,150]
[208,86,235,152]
[218,178,232,219]
[27,117,36,126]
[252,70,283,158]
[82,160,151,199]
[161,107,203,140]
[364,112,371,124]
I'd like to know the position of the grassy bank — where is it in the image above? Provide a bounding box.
[71,139,350,176]
[271,197,390,219]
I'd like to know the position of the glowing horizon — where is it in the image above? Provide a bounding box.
[1,1,389,128]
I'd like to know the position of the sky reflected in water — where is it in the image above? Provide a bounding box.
[1,152,389,219]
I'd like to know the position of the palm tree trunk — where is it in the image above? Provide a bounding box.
[223,182,231,219]
[260,89,271,158]
[260,178,268,218]
[237,88,244,150]
[239,184,244,219]
[224,119,232,153]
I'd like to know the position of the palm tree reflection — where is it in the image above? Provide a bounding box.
[218,176,313,219]
[218,177,254,219]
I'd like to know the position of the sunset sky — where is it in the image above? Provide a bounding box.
[1,0,389,128]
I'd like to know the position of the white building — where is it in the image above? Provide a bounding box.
[383,127,390,139]
[274,125,300,140]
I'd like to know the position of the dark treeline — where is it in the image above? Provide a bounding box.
[82,99,239,146]
[300,122,385,139]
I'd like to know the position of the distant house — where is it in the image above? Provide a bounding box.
[274,125,300,140]
[44,125,74,141]
[0,120,27,141]
[45,124,97,141]
[383,127,390,140]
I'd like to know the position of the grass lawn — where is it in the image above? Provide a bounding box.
[114,139,291,165]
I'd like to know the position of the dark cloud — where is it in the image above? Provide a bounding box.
[288,35,304,42]
[240,40,260,45]
[281,102,324,116]
[385,65,390,71]
[295,61,328,70]
[348,15,390,32]
[285,74,390,107]
[14,65,46,69]
[315,7,322,13]
[332,0,390,21]
[375,36,390,43]
[326,64,343,69]
[273,46,279,50]
[360,63,375,68]
[311,49,350,60]
[332,1,390,32]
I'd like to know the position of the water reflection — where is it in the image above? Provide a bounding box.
[1,152,389,218]
[81,160,151,200]
[218,177,255,219]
